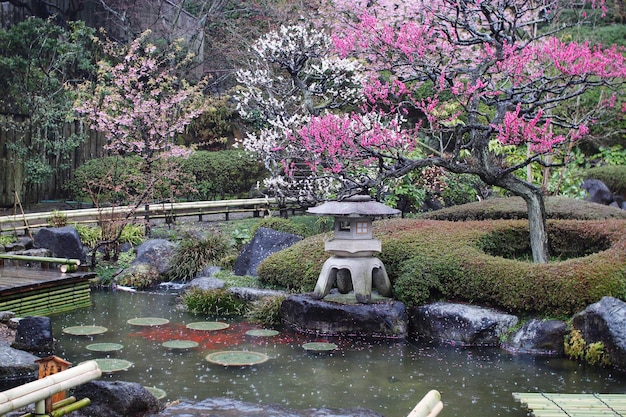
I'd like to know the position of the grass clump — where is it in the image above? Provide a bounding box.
[181,287,247,316]
[245,295,286,326]
[167,232,232,282]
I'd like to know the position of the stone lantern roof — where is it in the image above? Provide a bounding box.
[307,195,400,217]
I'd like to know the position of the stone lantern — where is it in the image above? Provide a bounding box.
[307,195,400,303]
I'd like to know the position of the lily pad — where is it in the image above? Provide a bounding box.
[162,340,199,350]
[302,342,338,352]
[62,325,108,336]
[92,358,133,374]
[145,386,166,400]
[186,321,229,331]
[245,329,279,337]
[206,351,269,366]
[127,317,170,326]
[86,343,124,352]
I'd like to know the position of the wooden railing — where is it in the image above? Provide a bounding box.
[0,197,302,233]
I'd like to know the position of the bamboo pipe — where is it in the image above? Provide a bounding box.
[50,397,91,417]
[407,390,443,417]
[18,395,77,417]
[0,361,100,415]
[0,254,80,266]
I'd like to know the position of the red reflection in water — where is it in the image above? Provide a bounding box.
[128,321,349,350]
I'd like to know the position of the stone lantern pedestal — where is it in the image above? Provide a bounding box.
[307,195,400,303]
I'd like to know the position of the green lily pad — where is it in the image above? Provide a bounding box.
[86,343,124,352]
[145,386,166,400]
[127,317,170,326]
[302,342,338,352]
[186,321,229,331]
[162,340,199,350]
[245,329,279,337]
[206,351,269,366]
[92,358,133,373]
[62,325,108,336]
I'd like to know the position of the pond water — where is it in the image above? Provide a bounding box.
[52,290,626,417]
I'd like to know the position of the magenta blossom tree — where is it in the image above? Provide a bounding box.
[274,0,626,263]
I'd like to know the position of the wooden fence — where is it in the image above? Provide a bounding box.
[0,197,303,234]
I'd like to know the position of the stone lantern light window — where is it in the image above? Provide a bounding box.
[307,195,400,303]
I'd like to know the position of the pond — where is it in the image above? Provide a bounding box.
[52,290,626,417]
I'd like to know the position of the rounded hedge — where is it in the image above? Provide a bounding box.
[258,218,626,316]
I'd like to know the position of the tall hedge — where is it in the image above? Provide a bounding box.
[182,150,266,200]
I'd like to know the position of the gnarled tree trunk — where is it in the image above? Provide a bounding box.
[498,175,549,264]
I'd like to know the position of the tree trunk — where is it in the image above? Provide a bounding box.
[498,176,550,263]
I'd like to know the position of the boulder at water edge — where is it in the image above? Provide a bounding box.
[71,380,161,417]
[572,296,626,370]
[234,227,301,277]
[281,294,408,339]
[503,319,567,356]
[410,302,519,346]
[0,343,39,391]
[11,316,54,357]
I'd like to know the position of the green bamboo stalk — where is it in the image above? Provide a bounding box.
[0,254,80,265]
[0,285,90,304]
[50,398,91,417]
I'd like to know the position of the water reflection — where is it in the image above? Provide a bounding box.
[51,290,626,417]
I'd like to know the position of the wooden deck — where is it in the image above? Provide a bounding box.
[0,266,95,316]
[513,392,626,416]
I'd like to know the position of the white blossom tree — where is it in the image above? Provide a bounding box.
[235,23,365,201]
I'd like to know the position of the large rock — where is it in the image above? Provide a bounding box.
[234,227,301,277]
[134,239,176,274]
[503,319,567,356]
[115,239,176,288]
[281,294,407,339]
[11,316,54,357]
[71,380,161,417]
[0,342,39,391]
[147,397,384,417]
[410,302,519,346]
[34,226,85,263]
[572,296,626,370]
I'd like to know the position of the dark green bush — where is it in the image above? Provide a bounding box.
[167,232,232,281]
[181,287,247,316]
[182,150,267,200]
[584,165,626,197]
[66,156,143,203]
[259,217,626,316]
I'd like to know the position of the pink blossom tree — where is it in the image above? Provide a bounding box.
[74,30,206,258]
[272,0,625,263]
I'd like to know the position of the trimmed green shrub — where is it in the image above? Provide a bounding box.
[419,196,626,221]
[584,165,626,197]
[181,287,247,316]
[258,217,626,316]
[257,233,329,292]
[182,150,266,200]
[167,232,232,281]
